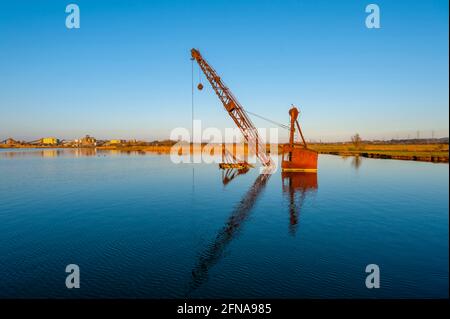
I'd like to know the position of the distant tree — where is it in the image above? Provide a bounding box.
[351,133,362,149]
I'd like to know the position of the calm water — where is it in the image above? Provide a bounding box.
[0,148,448,298]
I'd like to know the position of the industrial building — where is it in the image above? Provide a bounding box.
[79,135,97,146]
[2,138,18,145]
[109,139,126,145]
[41,137,59,145]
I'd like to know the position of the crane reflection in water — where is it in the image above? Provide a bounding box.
[186,171,318,295]
[282,172,318,236]
[186,173,270,295]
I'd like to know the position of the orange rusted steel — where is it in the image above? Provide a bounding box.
[281,106,318,172]
[219,145,252,170]
[281,145,318,172]
[295,120,307,148]
[191,48,273,168]
[288,106,299,146]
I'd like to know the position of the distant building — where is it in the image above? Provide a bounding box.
[80,135,97,146]
[109,139,125,145]
[41,137,59,145]
[5,138,17,145]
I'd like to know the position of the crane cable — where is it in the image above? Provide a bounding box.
[243,110,290,131]
[191,59,290,133]
[191,58,194,143]
[244,109,304,143]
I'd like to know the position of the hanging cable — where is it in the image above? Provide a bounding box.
[191,58,195,194]
[197,62,204,91]
[243,109,290,130]
[191,58,194,143]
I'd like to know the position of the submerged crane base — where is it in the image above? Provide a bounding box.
[281,145,318,173]
[219,163,252,169]
[281,168,318,173]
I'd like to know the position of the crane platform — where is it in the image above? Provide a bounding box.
[219,162,251,169]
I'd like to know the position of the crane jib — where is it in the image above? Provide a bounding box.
[190,48,274,168]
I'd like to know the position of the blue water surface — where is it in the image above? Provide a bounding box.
[0,149,448,298]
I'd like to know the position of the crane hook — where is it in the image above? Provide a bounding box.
[197,66,203,90]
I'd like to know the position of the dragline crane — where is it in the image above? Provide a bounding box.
[191,49,273,168]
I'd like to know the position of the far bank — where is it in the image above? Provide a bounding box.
[1,143,448,163]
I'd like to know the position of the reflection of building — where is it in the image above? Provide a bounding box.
[282,172,318,235]
[41,137,59,145]
[75,148,97,157]
[41,149,58,157]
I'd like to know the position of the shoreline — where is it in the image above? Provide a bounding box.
[1,143,448,163]
[317,150,448,163]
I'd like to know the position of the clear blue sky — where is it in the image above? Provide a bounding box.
[0,0,448,142]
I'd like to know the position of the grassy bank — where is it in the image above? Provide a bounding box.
[98,143,449,162]
[308,143,449,163]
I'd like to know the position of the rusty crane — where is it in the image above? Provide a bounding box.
[281,105,318,172]
[187,50,318,293]
[191,49,273,169]
[191,48,317,173]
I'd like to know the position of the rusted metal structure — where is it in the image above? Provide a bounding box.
[281,106,318,172]
[191,49,317,173]
[191,49,273,169]
[219,146,252,170]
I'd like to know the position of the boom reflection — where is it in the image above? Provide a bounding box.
[187,173,270,295]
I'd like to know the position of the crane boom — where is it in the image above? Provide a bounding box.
[191,49,273,167]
